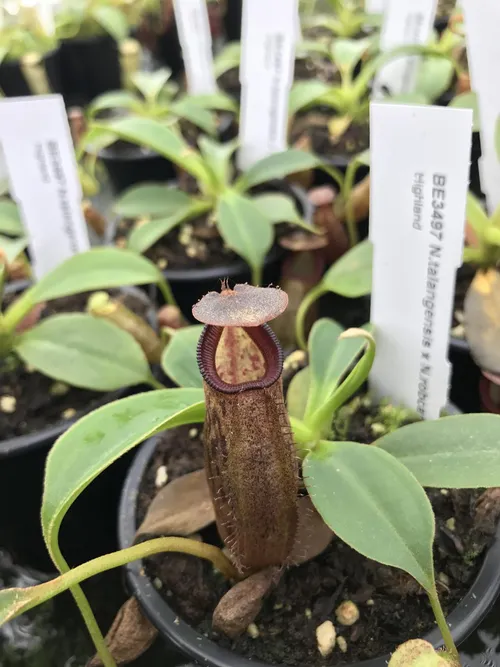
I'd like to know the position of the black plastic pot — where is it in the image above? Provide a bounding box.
[154,182,312,320]
[0,285,156,572]
[0,48,62,97]
[223,0,243,41]
[119,434,500,667]
[448,336,481,414]
[59,34,121,107]
[100,143,177,195]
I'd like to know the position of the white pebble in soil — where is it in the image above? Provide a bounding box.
[316,620,336,657]
[155,465,169,488]
[0,395,16,414]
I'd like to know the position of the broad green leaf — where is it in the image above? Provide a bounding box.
[466,192,488,240]
[0,234,28,264]
[42,388,205,558]
[321,239,372,297]
[289,80,332,116]
[236,149,320,192]
[128,203,206,254]
[103,116,209,182]
[213,41,241,78]
[198,137,237,189]
[90,4,128,41]
[28,248,162,303]
[252,193,319,233]
[304,441,435,591]
[113,184,192,218]
[332,37,372,73]
[15,314,151,391]
[415,57,454,103]
[451,91,480,133]
[170,99,217,135]
[132,68,172,102]
[286,366,311,420]
[304,318,344,418]
[187,91,238,113]
[296,38,332,60]
[377,414,500,488]
[161,325,204,388]
[0,199,22,235]
[88,90,140,118]
[216,191,273,282]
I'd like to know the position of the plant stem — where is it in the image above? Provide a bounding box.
[428,587,459,661]
[5,538,240,625]
[157,276,177,307]
[251,264,263,287]
[50,543,116,667]
[147,374,166,390]
[295,285,325,350]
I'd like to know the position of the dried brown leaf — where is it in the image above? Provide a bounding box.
[464,269,500,373]
[288,496,334,565]
[212,566,281,638]
[87,597,157,667]
[136,469,215,539]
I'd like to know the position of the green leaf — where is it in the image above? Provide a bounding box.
[213,41,241,78]
[216,191,273,282]
[29,248,162,304]
[304,318,344,417]
[289,80,332,116]
[450,91,480,133]
[113,185,192,218]
[103,116,209,182]
[304,441,435,591]
[15,314,151,391]
[321,239,372,297]
[90,4,129,41]
[466,192,489,241]
[252,193,318,233]
[128,203,206,254]
[88,91,140,118]
[286,365,311,420]
[170,99,218,135]
[198,137,237,189]
[41,388,205,560]
[161,325,204,388]
[187,91,238,113]
[414,57,454,103]
[332,37,372,73]
[376,414,500,488]
[0,234,28,264]
[0,199,22,235]
[236,149,320,192]
[296,39,332,60]
[132,68,172,102]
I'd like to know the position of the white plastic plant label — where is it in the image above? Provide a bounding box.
[369,102,473,419]
[0,95,89,280]
[373,0,437,98]
[365,0,386,14]
[237,0,299,170]
[173,0,217,95]
[462,0,500,214]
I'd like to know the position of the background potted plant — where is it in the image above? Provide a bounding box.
[0,4,61,97]
[84,67,236,192]
[55,0,140,106]
[101,117,319,316]
[0,285,499,667]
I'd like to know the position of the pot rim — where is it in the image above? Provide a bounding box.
[119,406,500,667]
[0,284,156,459]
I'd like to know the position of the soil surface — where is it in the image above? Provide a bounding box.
[436,0,457,19]
[137,393,498,666]
[0,289,151,442]
[291,113,370,163]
